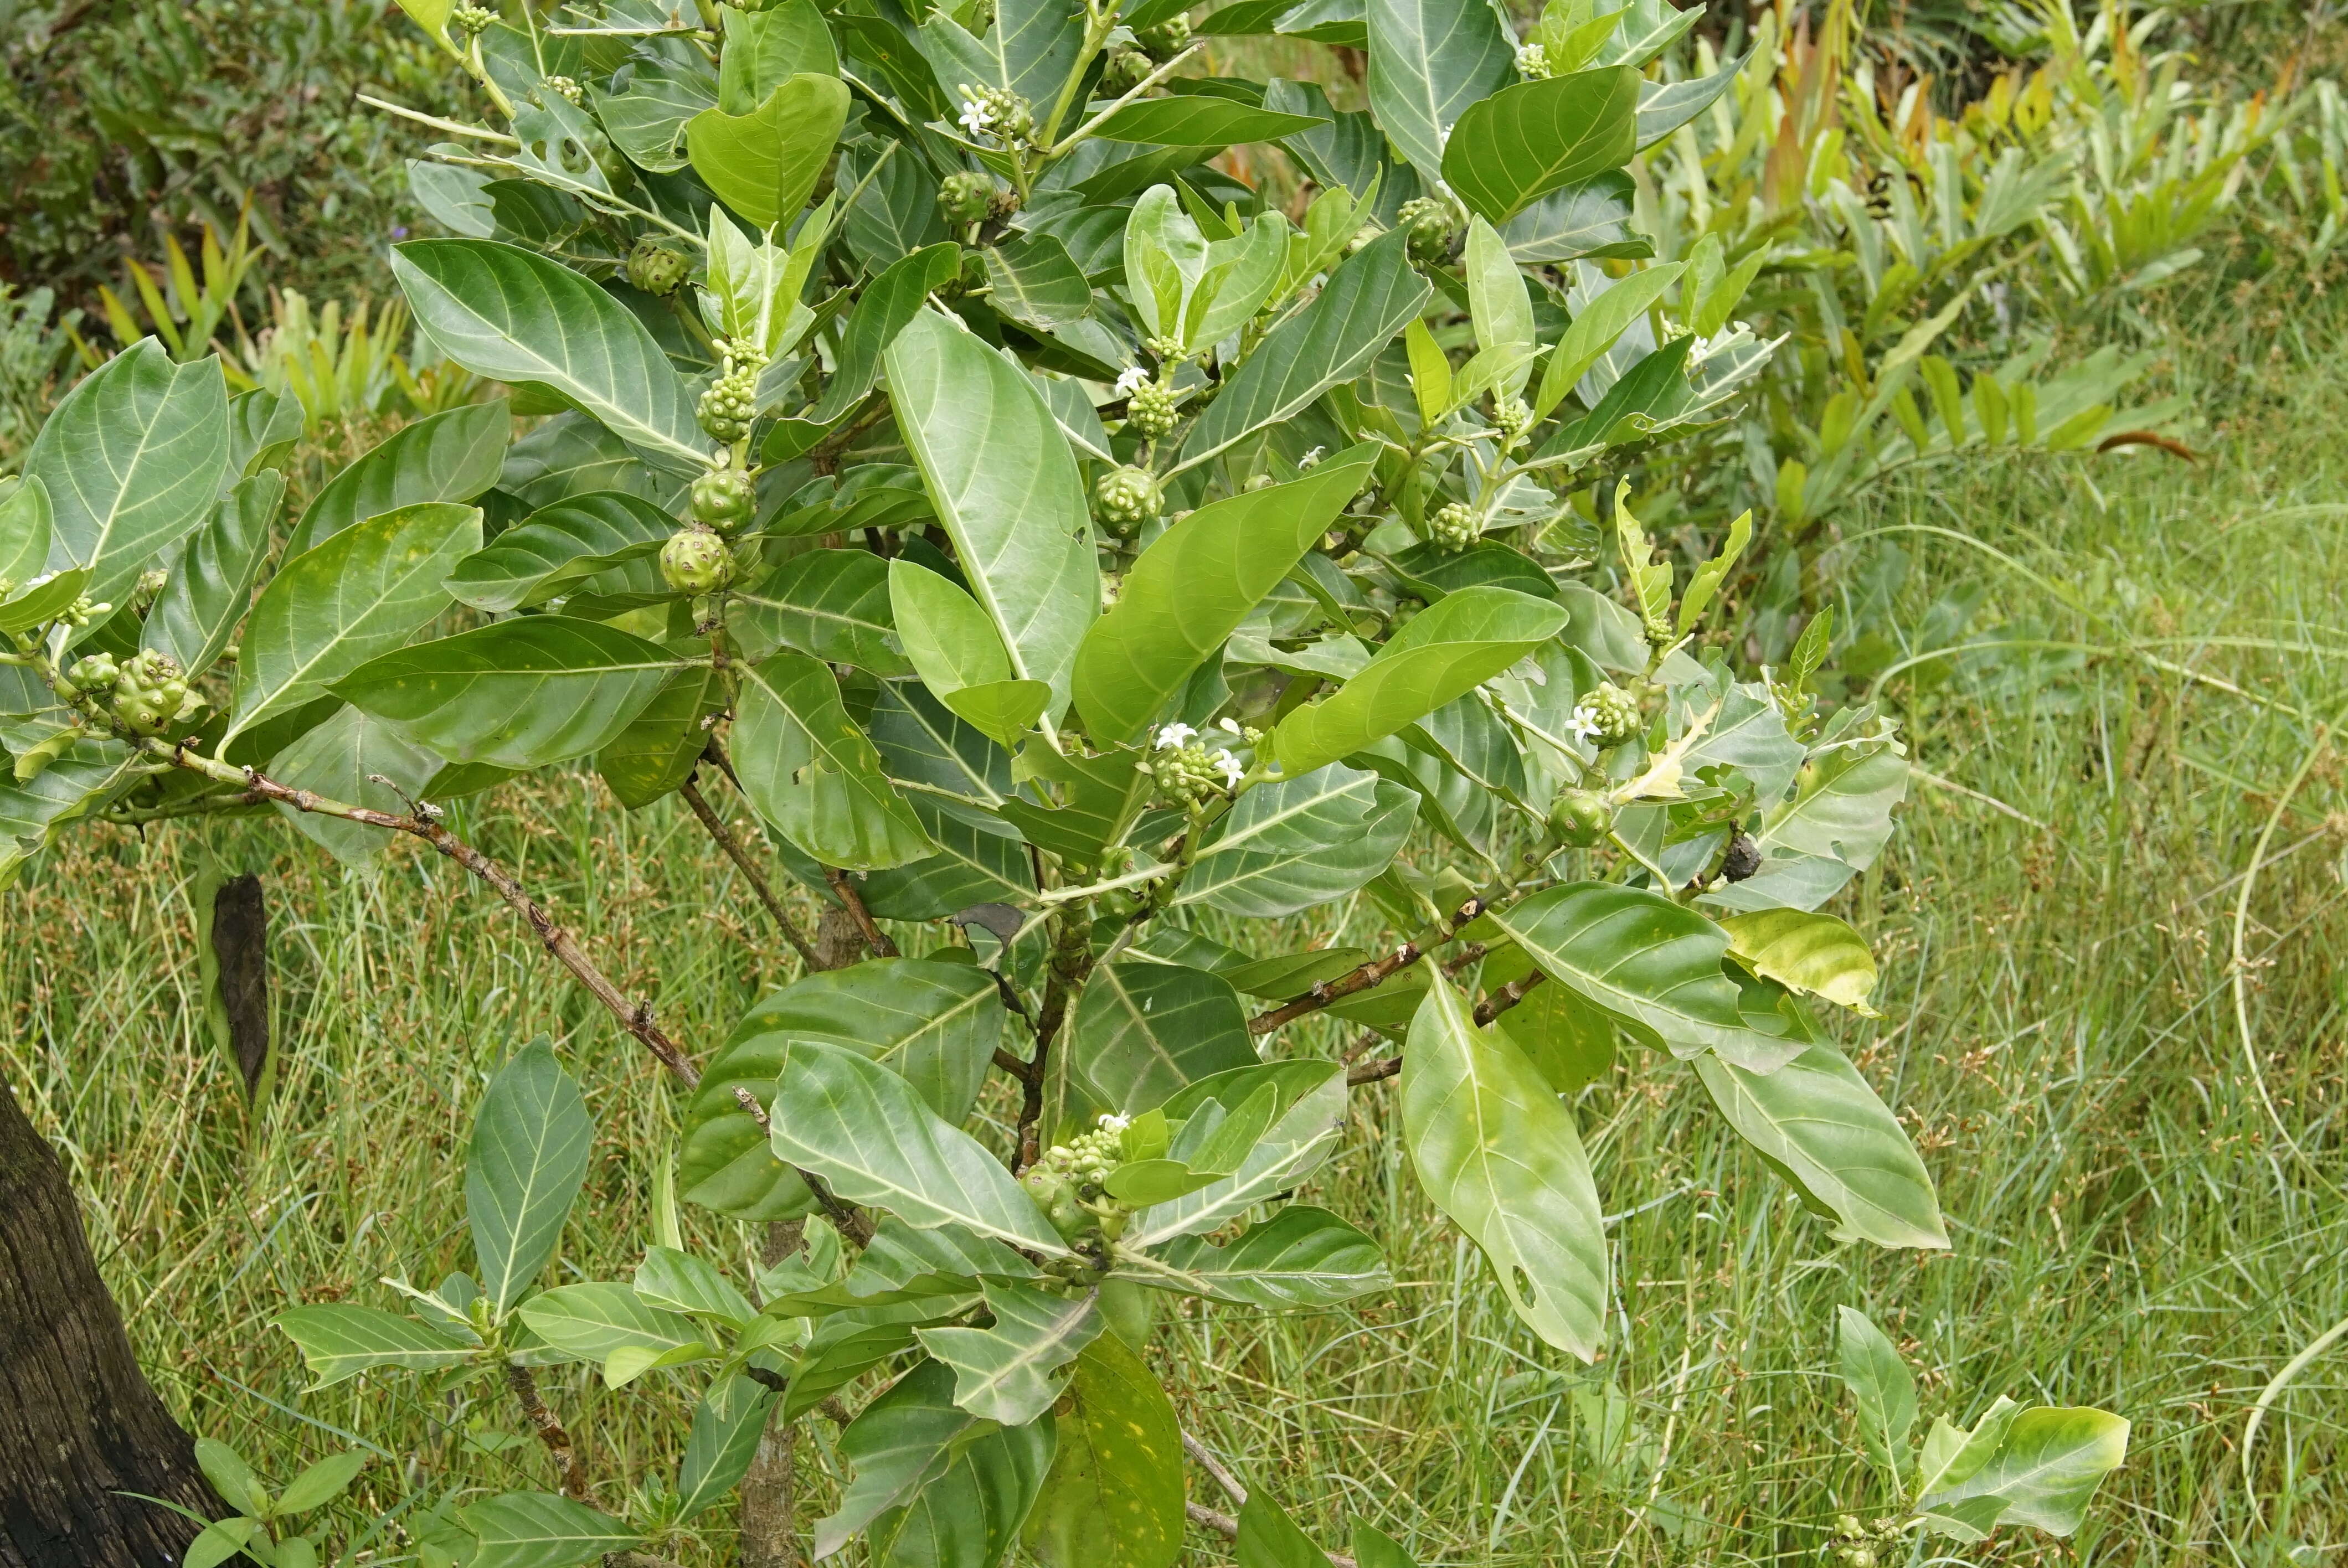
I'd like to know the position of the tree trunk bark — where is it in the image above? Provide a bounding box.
[0,1075,225,1567]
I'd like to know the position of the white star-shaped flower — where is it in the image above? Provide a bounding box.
[957,92,996,136]
[1212,751,1245,787]
[1567,705,1603,743]
[1153,722,1197,749]
[1114,366,1151,396]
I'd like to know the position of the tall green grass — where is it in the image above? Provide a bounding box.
[5,291,2344,1565]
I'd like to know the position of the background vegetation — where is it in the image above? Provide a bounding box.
[2,0,2343,1562]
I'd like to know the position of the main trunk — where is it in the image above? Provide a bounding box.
[0,1076,223,1567]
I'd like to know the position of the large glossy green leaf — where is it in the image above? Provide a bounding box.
[1124,1061,1348,1245]
[461,1492,639,1568]
[25,339,228,620]
[1721,908,1880,1013]
[594,57,715,173]
[1073,448,1374,743]
[1146,1204,1388,1307]
[918,1279,1104,1425]
[226,385,303,478]
[765,1039,1070,1254]
[0,478,49,598]
[1089,97,1327,147]
[1270,586,1566,779]
[728,548,902,672]
[518,1282,702,1364]
[733,651,936,869]
[1837,1306,1918,1483]
[0,739,137,890]
[1441,68,1641,225]
[1366,0,1512,179]
[1023,1333,1183,1568]
[1693,1041,1949,1250]
[1177,762,1416,918]
[227,502,482,745]
[677,1376,777,1521]
[1916,1405,2130,1540]
[444,491,675,613]
[740,957,1003,1118]
[272,1304,476,1387]
[812,242,964,422]
[141,470,282,680]
[1069,961,1254,1112]
[1486,883,1804,1065]
[267,706,441,866]
[888,558,1052,746]
[285,402,510,556]
[391,240,704,470]
[916,0,1082,112]
[884,309,1095,712]
[335,617,678,768]
[598,664,724,809]
[719,0,837,112]
[1502,172,1649,264]
[822,1359,1054,1568]
[1177,230,1430,472]
[1236,1491,1324,1568]
[466,1039,595,1315]
[1401,976,1606,1359]
[687,73,850,231]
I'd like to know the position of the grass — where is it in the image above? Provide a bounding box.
[6,283,2347,1565]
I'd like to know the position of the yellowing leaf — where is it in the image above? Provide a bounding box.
[1720,907,1881,1014]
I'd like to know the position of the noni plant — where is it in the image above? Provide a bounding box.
[0,0,2130,1559]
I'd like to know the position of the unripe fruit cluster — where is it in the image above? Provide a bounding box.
[1428,502,1480,552]
[1397,197,1456,264]
[938,170,996,225]
[661,525,735,594]
[692,466,758,535]
[1135,13,1191,60]
[70,648,198,736]
[627,236,689,297]
[1124,380,1179,440]
[1547,788,1612,848]
[1093,466,1160,533]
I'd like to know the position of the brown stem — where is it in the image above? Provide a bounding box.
[1018,911,1095,1171]
[1247,894,1490,1036]
[805,394,890,476]
[1474,969,1545,1025]
[504,1362,588,1501]
[1346,972,1546,1086]
[148,740,702,1089]
[823,867,899,958]
[992,1047,1036,1080]
[681,775,820,969]
[730,1086,875,1246]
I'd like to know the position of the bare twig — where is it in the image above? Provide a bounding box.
[1018,912,1094,1170]
[1182,1431,1247,1505]
[1348,974,1548,1085]
[1248,894,1490,1035]
[147,740,701,1088]
[1187,1502,1240,1539]
[824,866,900,958]
[504,1363,588,1500]
[681,775,821,968]
[1474,969,1545,1025]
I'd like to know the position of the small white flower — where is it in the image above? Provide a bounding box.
[1297,445,1325,468]
[1096,1112,1131,1134]
[1215,716,1242,734]
[1114,366,1151,397]
[1567,705,1603,743]
[1153,721,1197,750]
[1212,750,1244,787]
[957,90,997,136]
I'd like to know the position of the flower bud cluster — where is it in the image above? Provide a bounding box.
[1144,720,1249,809]
[1568,682,1642,749]
[450,3,495,35]
[1516,42,1552,78]
[1022,1114,1134,1242]
[956,86,1034,148]
[1120,372,1180,440]
[698,353,761,444]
